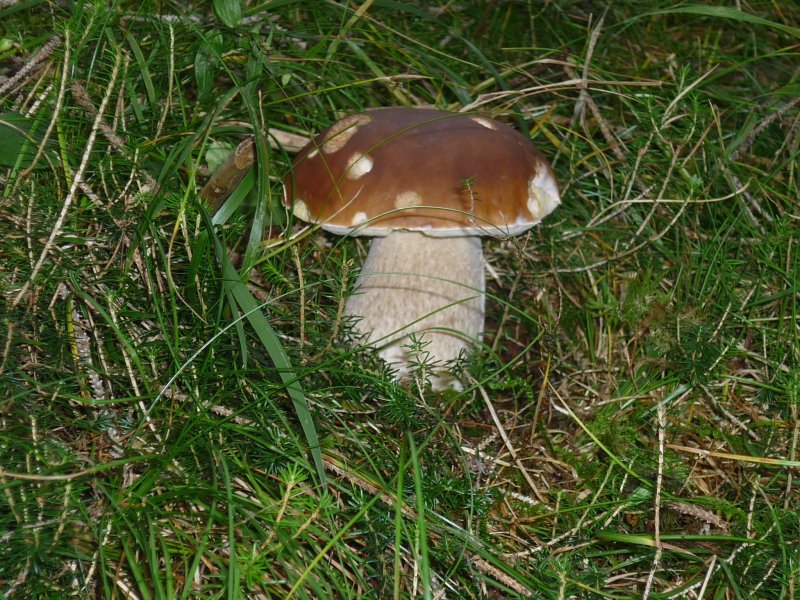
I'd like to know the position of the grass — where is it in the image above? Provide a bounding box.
[1,0,798,597]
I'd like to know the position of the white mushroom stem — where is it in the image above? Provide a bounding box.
[344,231,485,385]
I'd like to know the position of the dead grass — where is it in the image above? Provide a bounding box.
[1,1,798,598]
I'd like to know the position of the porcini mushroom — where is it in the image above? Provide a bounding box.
[283,108,560,387]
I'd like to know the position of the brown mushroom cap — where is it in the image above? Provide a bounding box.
[283,107,560,237]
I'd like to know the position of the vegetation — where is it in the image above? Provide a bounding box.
[1,1,798,597]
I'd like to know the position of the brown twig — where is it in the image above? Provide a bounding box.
[0,34,62,98]
[200,128,310,217]
[731,96,800,161]
[199,137,255,214]
[643,403,666,598]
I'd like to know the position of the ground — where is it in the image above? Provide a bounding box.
[0,1,798,598]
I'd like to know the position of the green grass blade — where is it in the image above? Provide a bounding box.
[218,248,326,484]
[393,443,406,600]
[219,453,240,599]
[407,433,431,600]
[646,5,800,38]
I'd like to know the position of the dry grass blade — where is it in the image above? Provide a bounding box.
[1,2,797,597]
[666,444,800,469]
[12,41,121,306]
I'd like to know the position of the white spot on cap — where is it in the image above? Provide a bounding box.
[322,114,372,154]
[395,190,422,209]
[293,199,311,222]
[345,152,373,180]
[470,116,496,130]
[307,148,319,160]
[351,211,368,226]
[527,168,560,219]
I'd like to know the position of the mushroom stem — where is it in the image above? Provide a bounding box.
[344,231,485,384]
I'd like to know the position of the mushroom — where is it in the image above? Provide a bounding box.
[283,108,560,388]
